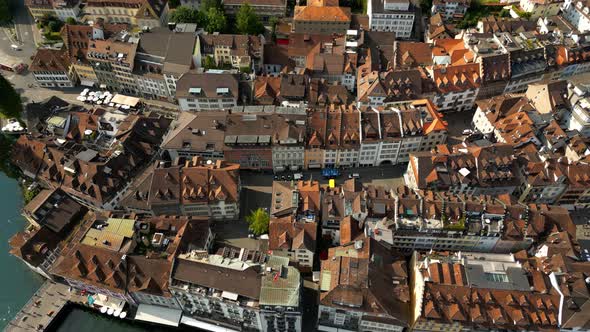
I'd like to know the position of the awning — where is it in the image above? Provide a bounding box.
[134,304,182,327]
[110,94,140,107]
[80,80,95,87]
[307,163,321,169]
[181,316,239,332]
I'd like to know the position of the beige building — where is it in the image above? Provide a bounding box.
[84,0,168,28]
[196,34,263,72]
[293,0,351,35]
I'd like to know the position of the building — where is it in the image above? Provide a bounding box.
[61,20,129,88]
[363,186,573,253]
[269,180,320,268]
[21,188,87,233]
[426,13,456,42]
[271,111,307,172]
[321,179,367,244]
[565,82,590,136]
[53,0,82,20]
[431,0,469,22]
[196,34,263,72]
[51,213,213,317]
[25,0,55,19]
[170,253,302,332]
[519,0,562,18]
[119,157,240,219]
[368,0,415,38]
[406,144,521,196]
[293,0,351,35]
[427,39,481,112]
[318,236,410,332]
[160,111,227,161]
[84,0,169,28]
[11,114,172,210]
[359,100,448,167]
[410,249,588,331]
[176,73,239,111]
[223,0,287,22]
[305,37,358,91]
[132,26,197,100]
[30,49,77,88]
[562,0,590,33]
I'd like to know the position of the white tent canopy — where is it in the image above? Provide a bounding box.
[134,304,182,327]
[110,94,140,107]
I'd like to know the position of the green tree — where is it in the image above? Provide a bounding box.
[48,20,63,32]
[0,74,22,119]
[202,55,217,69]
[246,208,270,235]
[65,17,77,25]
[0,0,11,23]
[201,0,222,11]
[205,7,227,33]
[235,3,264,35]
[0,134,19,179]
[169,6,200,23]
[169,0,180,8]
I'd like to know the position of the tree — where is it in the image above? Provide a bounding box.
[169,6,200,23]
[246,208,270,235]
[65,17,77,25]
[205,7,227,33]
[169,0,180,8]
[48,20,63,32]
[0,0,10,23]
[201,0,222,11]
[203,55,217,70]
[0,74,22,119]
[235,3,264,35]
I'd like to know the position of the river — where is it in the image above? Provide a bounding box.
[0,173,186,331]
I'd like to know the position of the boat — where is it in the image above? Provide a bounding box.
[100,306,107,314]
[107,307,114,315]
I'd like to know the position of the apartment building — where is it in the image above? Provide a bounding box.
[305,37,357,91]
[519,0,562,18]
[51,213,213,315]
[271,111,307,172]
[160,111,227,160]
[25,0,56,19]
[427,39,481,112]
[318,236,410,332]
[406,144,521,196]
[368,0,415,38]
[269,180,320,268]
[170,253,302,332]
[120,157,240,219]
[61,20,129,88]
[84,0,168,28]
[359,100,448,166]
[324,105,361,167]
[86,30,139,93]
[196,34,263,72]
[365,186,542,253]
[410,249,590,331]
[12,114,171,210]
[431,0,469,22]
[321,179,367,244]
[562,0,590,33]
[176,73,239,111]
[293,0,351,35]
[132,26,197,100]
[53,0,82,20]
[30,49,78,88]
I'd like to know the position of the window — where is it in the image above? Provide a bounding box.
[485,272,509,283]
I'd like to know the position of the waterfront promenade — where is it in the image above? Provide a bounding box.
[6,281,87,331]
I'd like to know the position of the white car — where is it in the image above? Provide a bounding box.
[462,129,474,135]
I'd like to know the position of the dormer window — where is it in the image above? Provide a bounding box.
[217,87,229,96]
[189,87,202,95]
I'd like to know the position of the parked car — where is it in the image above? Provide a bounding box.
[348,173,360,179]
[462,129,474,135]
